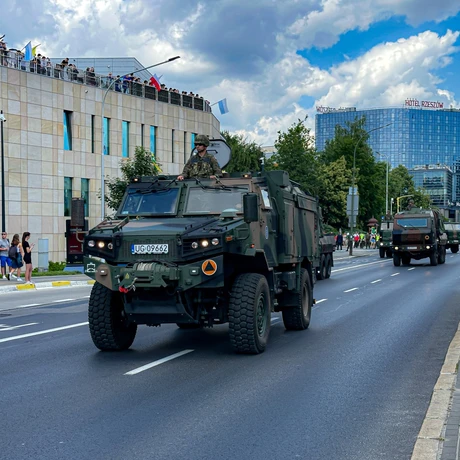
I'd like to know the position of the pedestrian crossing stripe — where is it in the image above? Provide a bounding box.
[202,259,217,276]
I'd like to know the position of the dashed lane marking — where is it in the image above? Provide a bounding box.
[391,273,400,276]
[344,288,358,293]
[124,350,194,375]
[315,299,327,304]
[0,322,39,331]
[408,268,416,271]
[371,279,382,284]
[0,322,89,343]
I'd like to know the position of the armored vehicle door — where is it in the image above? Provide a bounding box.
[256,185,278,266]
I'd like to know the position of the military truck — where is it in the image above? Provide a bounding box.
[378,219,393,258]
[392,207,447,266]
[444,222,460,253]
[316,230,335,280]
[83,143,327,354]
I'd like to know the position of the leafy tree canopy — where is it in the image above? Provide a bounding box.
[221,131,263,173]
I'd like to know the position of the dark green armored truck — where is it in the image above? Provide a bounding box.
[444,222,460,253]
[83,168,323,354]
[379,219,393,258]
[392,207,447,267]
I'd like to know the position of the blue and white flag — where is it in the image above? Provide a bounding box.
[24,41,32,61]
[217,98,229,115]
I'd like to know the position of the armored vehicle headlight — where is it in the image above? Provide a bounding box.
[426,245,431,249]
[88,240,95,248]
[211,238,219,246]
[201,240,209,248]
[97,241,106,249]
[394,246,399,251]
[191,242,199,249]
[380,242,383,246]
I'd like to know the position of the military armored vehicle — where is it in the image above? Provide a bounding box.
[316,230,335,280]
[392,207,447,266]
[378,219,393,258]
[83,140,326,354]
[444,222,460,253]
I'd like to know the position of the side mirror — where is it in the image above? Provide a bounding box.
[243,193,259,223]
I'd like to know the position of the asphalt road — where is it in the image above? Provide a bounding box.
[1,252,460,460]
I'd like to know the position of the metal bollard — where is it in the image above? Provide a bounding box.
[37,238,49,272]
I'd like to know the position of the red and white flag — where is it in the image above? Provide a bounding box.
[149,74,161,91]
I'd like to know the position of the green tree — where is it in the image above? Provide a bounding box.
[389,165,431,211]
[104,146,161,212]
[266,118,319,195]
[316,156,352,228]
[320,117,382,226]
[221,131,263,173]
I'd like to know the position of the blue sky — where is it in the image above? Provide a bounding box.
[1,0,460,145]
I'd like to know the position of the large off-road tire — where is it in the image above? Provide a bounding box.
[317,255,326,280]
[88,282,137,351]
[282,268,312,331]
[228,273,271,354]
[386,249,393,258]
[438,246,446,265]
[325,254,332,279]
[393,254,401,267]
[429,250,438,266]
[402,255,411,266]
[451,245,459,254]
[379,248,385,258]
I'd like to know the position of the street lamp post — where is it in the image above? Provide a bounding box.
[349,122,393,256]
[100,56,180,220]
[0,110,6,232]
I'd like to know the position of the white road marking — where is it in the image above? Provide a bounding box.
[124,350,194,375]
[371,279,382,284]
[0,322,88,343]
[0,322,38,332]
[52,299,75,303]
[344,288,358,293]
[21,304,40,308]
[408,268,415,271]
[391,273,399,276]
[315,299,327,304]
[333,259,392,273]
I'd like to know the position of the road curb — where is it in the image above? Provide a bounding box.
[411,323,460,459]
[0,280,95,293]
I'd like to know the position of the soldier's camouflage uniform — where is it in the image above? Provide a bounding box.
[181,153,222,179]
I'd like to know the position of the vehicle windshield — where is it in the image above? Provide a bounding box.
[445,223,460,231]
[395,217,428,228]
[184,186,249,214]
[119,188,179,215]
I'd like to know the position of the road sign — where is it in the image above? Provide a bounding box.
[346,194,359,215]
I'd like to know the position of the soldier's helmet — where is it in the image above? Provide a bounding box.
[195,134,210,147]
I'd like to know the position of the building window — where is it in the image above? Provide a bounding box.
[191,133,196,150]
[64,177,73,216]
[184,131,188,163]
[63,111,73,151]
[91,115,95,153]
[150,126,156,160]
[172,129,175,163]
[141,124,145,148]
[122,121,130,158]
[103,117,110,155]
[81,178,89,217]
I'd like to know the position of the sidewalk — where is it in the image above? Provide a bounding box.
[0,273,94,293]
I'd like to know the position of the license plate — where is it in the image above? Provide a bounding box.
[131,244,168,254]
[407,246,417,250]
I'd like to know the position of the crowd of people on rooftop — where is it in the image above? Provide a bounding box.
[0,36,211,110]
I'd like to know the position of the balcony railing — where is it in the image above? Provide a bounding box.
[0,55,212,113]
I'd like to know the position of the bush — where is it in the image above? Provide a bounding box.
[48,261,67,271]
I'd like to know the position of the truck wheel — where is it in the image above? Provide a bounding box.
[229,273,271,354]
[282,268,312,331]
[393,254,401,267]
[88,282,137,351]
[429,251,438,266]
[438,247,446,265]
[379,248,385,258]
[402,255,411,266]
[451,245,459,254]
[386,249,393,258]
[317,255,326,280]
[325,255,332,279]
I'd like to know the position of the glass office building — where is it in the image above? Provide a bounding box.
[410,165,453,207]
[315,107,460,171]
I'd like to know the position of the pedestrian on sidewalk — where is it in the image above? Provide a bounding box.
[22,232,35,284]
[8,234,24,282]
[0,231,10,279]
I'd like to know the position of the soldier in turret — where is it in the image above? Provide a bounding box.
[407,199,415,210]
[177,134,222,180]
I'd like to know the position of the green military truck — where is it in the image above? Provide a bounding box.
[379,219,393,258]
[83,146,327,354]
[392,207,447,266]
[316,231,335,280]
[444,222,460,253]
